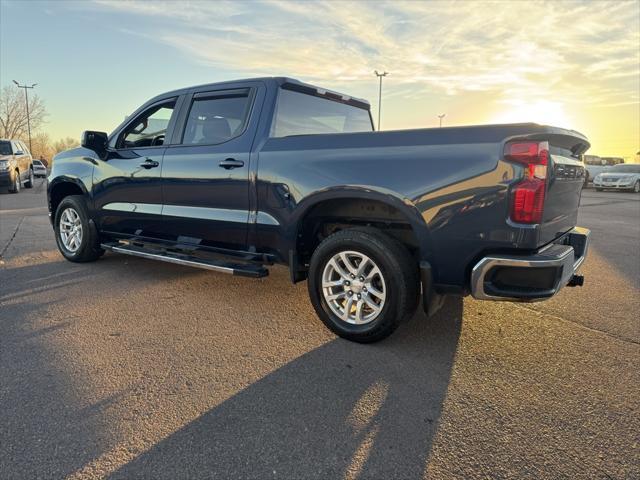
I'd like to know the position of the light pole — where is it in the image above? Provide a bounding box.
[12,80,37,152]
[374,70,388,131]
[438,114,446,128]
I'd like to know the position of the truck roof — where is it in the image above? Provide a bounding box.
[150,77,370,109]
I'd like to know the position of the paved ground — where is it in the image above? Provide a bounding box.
[1,181,638,479]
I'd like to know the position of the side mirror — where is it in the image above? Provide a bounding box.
[81,131,108,152]
[15,150,24,156]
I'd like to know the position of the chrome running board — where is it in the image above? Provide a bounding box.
[101,242,268,278]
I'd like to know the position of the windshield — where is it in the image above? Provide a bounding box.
[608,164,640,174]
[33,160,43,166]
[0,141,12,155]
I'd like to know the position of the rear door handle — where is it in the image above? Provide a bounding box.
[219,158,244,170]
[139,159,159,169]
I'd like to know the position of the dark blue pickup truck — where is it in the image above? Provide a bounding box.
[48,77,590,342]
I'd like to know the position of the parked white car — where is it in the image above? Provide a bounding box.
[593,164,640,192]
[32,159,47,178]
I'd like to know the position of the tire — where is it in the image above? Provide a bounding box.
[307,227,419,343]
[24,168,34,188]
[54,195,103,262]
[633,181,640,193]
[9,171,20,193]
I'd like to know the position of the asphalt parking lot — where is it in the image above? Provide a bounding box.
[1,180,638,479]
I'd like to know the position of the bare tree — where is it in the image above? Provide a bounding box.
[53,137,80,154]
[30,131,55,162]
[0,85,47,139]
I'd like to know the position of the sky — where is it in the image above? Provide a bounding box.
[1,0,638,159]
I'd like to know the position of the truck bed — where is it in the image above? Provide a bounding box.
[257,123,589,290]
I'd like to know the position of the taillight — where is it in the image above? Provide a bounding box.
[505,141,549,224]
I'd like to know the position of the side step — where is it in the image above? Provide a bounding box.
[101,243,269,278]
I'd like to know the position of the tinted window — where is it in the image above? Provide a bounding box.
[182,93,251,145]
[608,164,640,173]
[33,160,43,166]
[0,141,11,155]
[119,101,176,148]
[271,89,373,137]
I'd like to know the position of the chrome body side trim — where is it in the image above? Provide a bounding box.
[102,202,280,225]
[161,204,249,223]
[102,202,162,215]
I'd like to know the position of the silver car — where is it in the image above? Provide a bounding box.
[32,159,47,177]
[593,164,640,192]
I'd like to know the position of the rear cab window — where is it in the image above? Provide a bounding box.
[271,88,373,137]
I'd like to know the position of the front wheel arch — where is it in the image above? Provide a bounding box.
[49,181,86,219]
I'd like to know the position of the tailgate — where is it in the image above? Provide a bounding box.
[504,128,589,247]
[539,132,589,245]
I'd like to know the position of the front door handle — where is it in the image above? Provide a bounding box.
[219,158,244,170]
[139,159,159,169]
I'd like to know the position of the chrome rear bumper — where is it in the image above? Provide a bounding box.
[471,227,590,302]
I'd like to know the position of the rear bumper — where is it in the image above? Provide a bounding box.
[470,227,590,301]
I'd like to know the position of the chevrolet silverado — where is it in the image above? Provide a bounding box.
[47,77,590,342]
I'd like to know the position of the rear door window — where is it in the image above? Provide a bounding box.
[181,91,252,145]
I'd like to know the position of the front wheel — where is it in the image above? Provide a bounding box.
[54,195,103,262]
[633,180,640,193]
[307,228,419,343]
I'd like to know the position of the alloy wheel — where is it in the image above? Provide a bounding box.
[321,250,386,325]
[59,207,83,253]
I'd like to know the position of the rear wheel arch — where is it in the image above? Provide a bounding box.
[290,192,432,281]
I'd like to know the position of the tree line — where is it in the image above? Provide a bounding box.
[0,85,79,163]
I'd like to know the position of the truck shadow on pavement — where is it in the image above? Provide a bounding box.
[109,297,463,480]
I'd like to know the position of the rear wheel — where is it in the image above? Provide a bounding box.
[24,168,34,188]
[54,195,103,262]
[9,171,20,193]
[307,227,419,343]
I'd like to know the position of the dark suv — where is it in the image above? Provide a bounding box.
[0,139,35,193]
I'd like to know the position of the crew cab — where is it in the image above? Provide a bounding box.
[48,77,591,342]
[0,138,35,193]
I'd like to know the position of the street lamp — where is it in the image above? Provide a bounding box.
[374,70,388,131]
[438,114,446,128]
[12,80,37,152]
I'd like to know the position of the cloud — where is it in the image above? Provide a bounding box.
[92,0,638,107]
